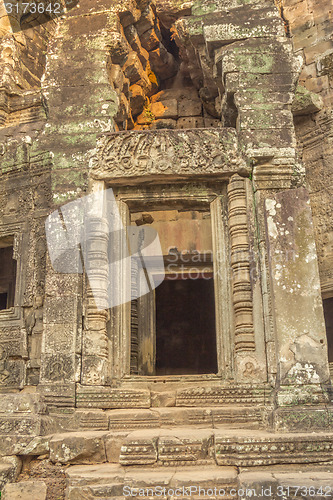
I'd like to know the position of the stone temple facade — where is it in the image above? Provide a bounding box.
[0,0,332,497]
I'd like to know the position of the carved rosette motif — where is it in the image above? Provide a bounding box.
[227,175,255,352]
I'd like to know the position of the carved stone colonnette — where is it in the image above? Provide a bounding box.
[227,175,255,352]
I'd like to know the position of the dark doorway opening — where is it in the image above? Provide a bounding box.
[0,293,8,310]
[155,277,217,375]
[324,297,333,363]
[0,243,16,311]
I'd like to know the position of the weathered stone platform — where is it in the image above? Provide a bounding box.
[65,463,333,500]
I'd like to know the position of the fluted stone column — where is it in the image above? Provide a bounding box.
[81,181,110,385]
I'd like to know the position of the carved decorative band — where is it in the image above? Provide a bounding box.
[227,175,255,351]
[91,129,247,181]
[176,385,273,406]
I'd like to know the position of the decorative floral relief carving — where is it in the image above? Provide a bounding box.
[91,129,247,180]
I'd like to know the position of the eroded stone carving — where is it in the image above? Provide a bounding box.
[176,385,273,406]
[91,129,247,181]
[227,175,255,351]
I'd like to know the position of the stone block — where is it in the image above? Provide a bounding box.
[156,407,212,427]
[235,72,298,93]
[151,119,177,129]
[149,45,178,80]
[91,128,246,182]
[158,429,214,465]
[178,98,202,117]
[123,52,145,85]
[273,407,331,431]
[1,430,46,456]
[150,99,178,119]
[203,117,222,127]
[21,436,50,456]
[76,386,151,409]
[151,391,176,407]
[238,472,277,498]
[292,85,324,115]
[176,385,272,406]
[274,471,333,495]
[239,128,297,150]
[65,463,125,488]
[211,406,268,428]
[276,385,330,407]
[42,324,75,354]
[107,32,131,66]
[129,84,145,117]
[135,6,155,36]
[177,117,204,128]
[304,40,333,64]
[44,296,77,324]
[203,7,285,50]
[108,409,159,430]
[239,109,294,130]
[0,456,21,490]
[264,188,330,387]
[66,483,123,499]
[119,429,158,465]
[215,430,333,466]
[235,91,294,110]
[77,410,109,431]
[2,481,47,500]
[140,27,161,52]
[109,64,125,91]
[170,466,238,490]
[118,5,141,28]
[105,432,129,462]
[49,431,107,464]
[40,382,76,408]
[0,394,47,414]
[41,353,75,384]
[124,24,139,49]
[0,415,45,436]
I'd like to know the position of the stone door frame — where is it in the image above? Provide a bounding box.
[83,179,235,384]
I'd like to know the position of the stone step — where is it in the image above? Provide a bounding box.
[119,428,333,467]
[75,383,273,409]
[40,427,333,468]
[65,463,333,500]
[0,405,271,459]
[2,480,47,500]
[65,464,238,500]
[50,405,272,433]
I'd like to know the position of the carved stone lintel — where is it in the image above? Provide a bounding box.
[91,129,247,181]
[227,175,255,351]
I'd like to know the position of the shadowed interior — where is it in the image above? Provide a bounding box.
[155,276,217,375]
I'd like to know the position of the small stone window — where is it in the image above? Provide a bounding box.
[0,237,16,311]
[130,209,218,376]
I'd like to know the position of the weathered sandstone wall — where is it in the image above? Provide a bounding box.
[278,0,333,297]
